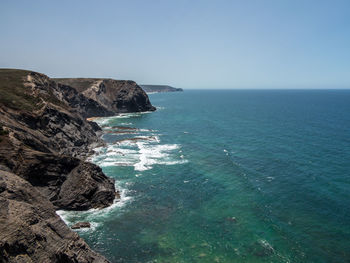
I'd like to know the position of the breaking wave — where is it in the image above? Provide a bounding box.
[89,116,188,171]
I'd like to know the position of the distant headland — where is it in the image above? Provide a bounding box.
[140,85,183,93]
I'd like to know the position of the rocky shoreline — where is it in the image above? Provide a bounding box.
[0,69,155,262]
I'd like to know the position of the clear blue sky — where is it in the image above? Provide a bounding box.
[1,0,349,89]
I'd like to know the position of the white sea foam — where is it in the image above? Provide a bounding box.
[139,128,156,132]
[266,176,275,182]
[92,116,120,126]
[90,112,153,127]
[116,111,152,118]
[91,133,187,171]
[119,122,133,126]
[64,113,188,234]
[258,239,274,253]
[134,142,182,171]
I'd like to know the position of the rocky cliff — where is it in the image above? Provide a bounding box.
[54,78,156,114]
[0,70,116,211]
[0,171,109,263]
[0,69,152,262]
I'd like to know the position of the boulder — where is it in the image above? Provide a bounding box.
[71,222,91,229]
[0,171,109,263]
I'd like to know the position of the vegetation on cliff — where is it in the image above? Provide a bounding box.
[0,69,65,111]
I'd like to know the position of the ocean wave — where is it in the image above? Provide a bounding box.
[90,111,153,126]
[80,115,187,230]
[153,106,165,110]
[90,134,186,171]
[89,107,187,173]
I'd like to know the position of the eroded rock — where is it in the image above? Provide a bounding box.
[71,222,91,229]
[0,171,109,263]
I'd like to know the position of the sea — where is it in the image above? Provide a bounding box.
[57,90,350,263]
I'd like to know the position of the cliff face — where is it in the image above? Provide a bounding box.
[0,171,109,263]
[0,69,119,262]
[0,70,116,210]
[56,83,115,119]
[54,78,156,115]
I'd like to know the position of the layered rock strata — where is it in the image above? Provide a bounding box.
[0,171,109,262]
[0,69,155,262]
[54,78,156,115]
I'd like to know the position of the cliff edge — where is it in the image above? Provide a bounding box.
[0,69,155,262]
[54,78,156,115]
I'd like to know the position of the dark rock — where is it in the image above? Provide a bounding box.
[54,162,115,210]
[0,171,109,263]
[0,69,118,261]
[0,69,158,262]
[0,114,116,211]
[0,70,115,211]
[56,83,115,118]
[71,222,91,229]
[54,78,156,114]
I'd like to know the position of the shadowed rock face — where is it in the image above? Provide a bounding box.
[0,69,119,262]
[54,78,156,115]
[0,171,109,263]
[0,69,158,262]
[0,144,115,211]
[54,162,115,210]
[57,83,115,118]
[0,71,116,211]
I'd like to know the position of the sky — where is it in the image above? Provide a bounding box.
[1,0,349,89]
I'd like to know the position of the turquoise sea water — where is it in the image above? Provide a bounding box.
[58,90,350,262]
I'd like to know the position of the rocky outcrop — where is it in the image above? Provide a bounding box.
[0,171,109,263]
[54,162,115,210]
[56,83,115,118]
[0,70,116,210]
[0,69,158,262]
[0,141,115,210]
[0,69,120,262]
[54,78,156,114]
[71,222,91,229]
[140,84,183,93]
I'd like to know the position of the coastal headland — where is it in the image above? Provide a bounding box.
[140,84,183,93]
[0,69,155,262]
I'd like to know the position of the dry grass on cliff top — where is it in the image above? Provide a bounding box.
[0,69,40,111]
[0,69,65,111]
[54,78,100,93]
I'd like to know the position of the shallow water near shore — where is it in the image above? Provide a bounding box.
[59,90,350,262]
